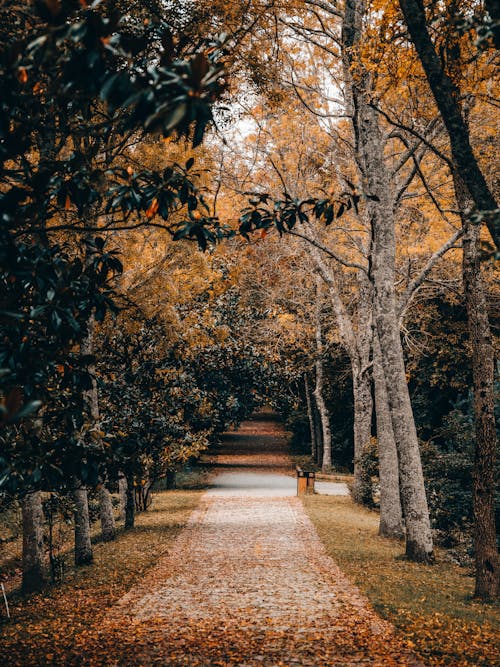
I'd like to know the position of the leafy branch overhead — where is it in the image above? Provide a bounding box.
[239,189,379,238]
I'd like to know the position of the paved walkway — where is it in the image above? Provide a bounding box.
[102,413,422,666]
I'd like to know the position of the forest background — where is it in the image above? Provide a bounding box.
[0,0,498,631]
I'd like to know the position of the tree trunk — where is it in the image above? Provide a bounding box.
[398,0,499,250]
[98,485,116,542]
[456,176,499,600]
[373,245,433,561]
[72,481,93,566]
[118,473,127,520]
[124,473,135,529]
[22,491,45,594]
[373,333,404,538]
[81,315,116,541]
[351,368,374,506]
[304,372,317,460]
[314,279,332,471]
[343,0,433,563]
[313,400,324,467]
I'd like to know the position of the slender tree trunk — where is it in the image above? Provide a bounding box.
[124,472,135,529]
[351,368,374,505]
[304,372,317,460]
[373,333,404,538]
[98,485,116,542]
[81,315,116,541]
[373,238,433,561]
[313,400,324,467]
[343,0,433,563]
[22,491,45,594]
[314,278,332,471]
[455,176,499,600]
[72,480,93,566]
[118,473,127,520]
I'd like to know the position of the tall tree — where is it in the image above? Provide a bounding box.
[397,0,499,599]
[342,0,433,562]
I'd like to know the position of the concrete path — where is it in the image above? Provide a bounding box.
[102,413,422,666]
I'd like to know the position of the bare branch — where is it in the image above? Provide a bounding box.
[398,227,464,320]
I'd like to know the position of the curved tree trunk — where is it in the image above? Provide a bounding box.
[22,491,45,594]
[398,0,499,250]
[373,333,404,538]
[72,481,93,566]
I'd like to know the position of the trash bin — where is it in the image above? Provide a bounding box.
[296,467,315,495]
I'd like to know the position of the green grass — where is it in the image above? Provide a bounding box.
[303,494,499,666]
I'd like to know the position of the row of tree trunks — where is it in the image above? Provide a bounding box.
[21,477,133,593]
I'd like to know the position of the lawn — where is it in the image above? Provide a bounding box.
[0,490,202,666]
[303,494,499,667]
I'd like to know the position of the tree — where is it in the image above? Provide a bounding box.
[395,0,499,599]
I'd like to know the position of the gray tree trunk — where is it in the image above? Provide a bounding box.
[314,278,332,471]
[118,473,127,521]
[373,333,404,538]
[343,0,433,562]
[22,491,45,594]
[351,367,374,505]
[98,485,116,542]
[72,481,93,566]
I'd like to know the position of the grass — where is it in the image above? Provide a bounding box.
[0,489,202,666]
[303,494,499,667]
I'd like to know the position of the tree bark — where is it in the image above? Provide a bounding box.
[373,333,404,539]
[455,175,499,600]
[343,0,433,562]
[314,278,332,471]
[351,367,374,505]
[118,473,127,520]
[72,481,93,566]
[313,400,324,467]
[22,491,45,594]
[98,485,116,542]
[81,315,116,542]
[304,372,317,460]
[124,472,135,529]
[398,0,499,250]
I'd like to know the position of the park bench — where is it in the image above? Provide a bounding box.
[296,466,315,495]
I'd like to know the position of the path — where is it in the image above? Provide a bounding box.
[99,413,422,666]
